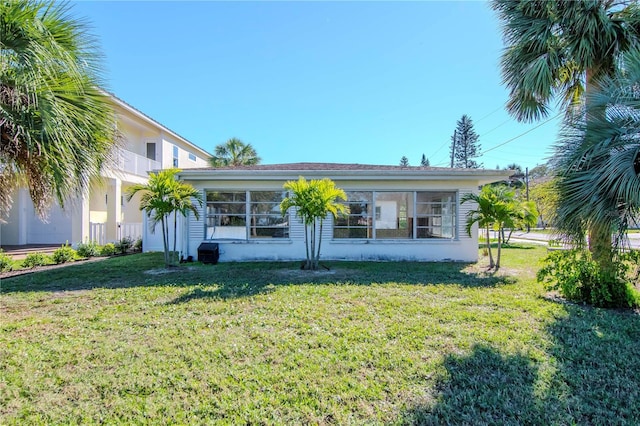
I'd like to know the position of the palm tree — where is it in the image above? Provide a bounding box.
[492,0,640,270]
[461,188,498,269]
[0,0,116,219]
[209,138,261,167]
[554,47,640,257]
[280,177,348,270]
[126,169,202,267]
[462,185,538,269]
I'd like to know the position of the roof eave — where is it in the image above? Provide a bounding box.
[105,92,212,158]
[175,168,512,184]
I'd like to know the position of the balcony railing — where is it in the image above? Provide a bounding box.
[115,148,161,177]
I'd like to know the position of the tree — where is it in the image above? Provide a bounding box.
[554,47,640,258]
[0,0,116,219]
[528,163,550,181]
[528,178,558,230]
[421,154,430,167]
[280,177,348,270]
[492,0,640,273]
[209,138,260,167]
[462,185,538,270]
[501,163,525,189]
[450,115,482,168]
[461,187,498,269]
[399,156,410,167]
[126,169,203,267]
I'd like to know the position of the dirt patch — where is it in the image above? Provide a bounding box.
[144,266,200,275]
[275,268,339,279]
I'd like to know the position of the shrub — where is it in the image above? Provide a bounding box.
[537,249,640,308]
[115,236,133,254]
[100,243,116,256]
[52,244,76,264]
[22,252,51,269]
[77,240,100,258]
[0,250,14,272]
[133,238,143,252]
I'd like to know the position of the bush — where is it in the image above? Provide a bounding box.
[115,236,133,254]
[133,238,143,252]
[52,244,76,264]
[537,249,640,308]
[22,252,51,269]
[77,240,100,258]
[100,243,116,256]
[0,250,14,272]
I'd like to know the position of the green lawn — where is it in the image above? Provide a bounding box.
[1,245,640,424]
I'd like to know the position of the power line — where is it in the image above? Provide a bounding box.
[480,118,512,137]
[481,113,561,155]
[475,106,503,123]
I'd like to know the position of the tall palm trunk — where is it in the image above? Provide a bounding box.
[585,68,614,274]
[172,211,178,266]
[160,216,169,266]
[496,224,502,270]
[309,221,317,270]
[304,224,311,269]
[486,223,495,268]
[316,219,324,270]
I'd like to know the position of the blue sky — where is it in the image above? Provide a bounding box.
[71,1,561,170]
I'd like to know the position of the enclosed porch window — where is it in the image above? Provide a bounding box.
[205,190,289,240]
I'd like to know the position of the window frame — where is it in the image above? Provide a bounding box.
[204,190,290,241]
[333,190,458,241]
[172,145,179,167]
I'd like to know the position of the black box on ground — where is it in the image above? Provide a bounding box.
[197,243,219,264]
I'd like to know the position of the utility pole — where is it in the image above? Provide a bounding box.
[526,166,530,232]
[450,130,456,168]
[525,167,529,201]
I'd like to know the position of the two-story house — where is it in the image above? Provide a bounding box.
[0,94,211,248]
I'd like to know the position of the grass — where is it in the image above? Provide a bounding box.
[1,245,640,424]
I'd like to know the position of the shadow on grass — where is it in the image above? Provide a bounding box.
[403,344,540,425]
[539,303,640,423]
[402,303,640,424]
[1,252,515,299]
[165,258,516,303]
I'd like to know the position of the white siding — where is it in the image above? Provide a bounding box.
[288,207,306,240]
[457,187,477,242]
[173,177,489,262]
[187,190,206,257]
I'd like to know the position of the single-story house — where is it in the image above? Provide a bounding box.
[155,163,510,263]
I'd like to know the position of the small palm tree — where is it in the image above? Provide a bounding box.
[280,177,348,270]
[461,187,499,269]
[0,0,116,218]
[462,186,537,270]
[126,169,202,266]
[209,138,261,167]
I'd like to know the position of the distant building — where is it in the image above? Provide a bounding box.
[0,94,211,246]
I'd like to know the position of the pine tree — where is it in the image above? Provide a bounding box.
[450,115,482,168]
[420,154,430,167]
[399,156,410,167]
